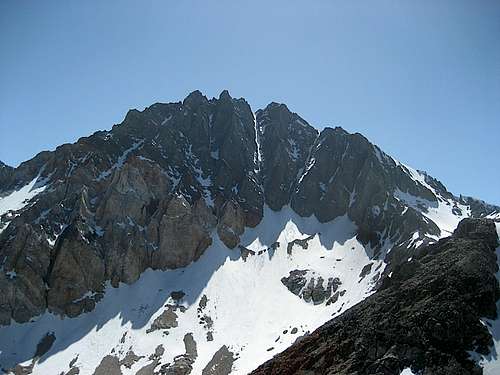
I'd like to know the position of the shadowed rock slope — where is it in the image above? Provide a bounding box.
[251,218,500,375]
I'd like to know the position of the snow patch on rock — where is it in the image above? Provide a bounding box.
[0,175,49,218]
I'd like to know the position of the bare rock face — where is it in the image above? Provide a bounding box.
[152,195,215,269]
[160,333,198,375]
[0,161,13,188]
[0,224,51,325]
[92,355,122,375]
[302,277,341,305]
[286,235,315,255]
[47,220,106,317]
[256,103,318,211]
[0,91,262,322]
[454,217,499,248]
[202,345,235,375]
[146,306,178,333]
[256,105,444,253]
[289,127,440,250]
[281,270,342,305]
[217,201,245,249]
[280,270,308,296]
[96,159,173,286]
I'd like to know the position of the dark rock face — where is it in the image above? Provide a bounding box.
[202,345,235,375]
[170,290,186,301]
[0,161,14,188]
[146,306,178,333]
[251,218,500,375]
[34,332,56,358]
[290,128,441,249]
[47,218,106,317]
[286,235,315,255]
[0,224,52,324]
[303,277,342,305]
[238,245,256,261]
[92,355,122,375]
[358,262,373,281]
[217,200,245,249]
[281,270,342,305]
[454,217,499,248]
[149,196,215,270]
[4,332,57,375]
[1,89,499,325]
[120,350,143,369]
[161,333,197,375]
[131,345,164,375]
[281,270,308,296]
[196,295,214,342]
[256,103,318,211]
[0,91,263,324]
[256,103,449,251]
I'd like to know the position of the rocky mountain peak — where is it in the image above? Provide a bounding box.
[182,89,208,109]
[218,89,232,102]
[0,90,498,328]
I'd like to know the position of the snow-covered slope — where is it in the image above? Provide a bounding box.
[0,207,386,374]
[0,174,48,234]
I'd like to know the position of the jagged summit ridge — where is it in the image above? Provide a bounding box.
[1,90,500,375]
[0,89,498,327]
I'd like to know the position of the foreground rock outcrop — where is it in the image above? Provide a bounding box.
[251,218,500,375]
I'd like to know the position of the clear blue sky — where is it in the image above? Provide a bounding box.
[1,1,499,204]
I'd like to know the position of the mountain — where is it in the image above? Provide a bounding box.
[0,90,499,375]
